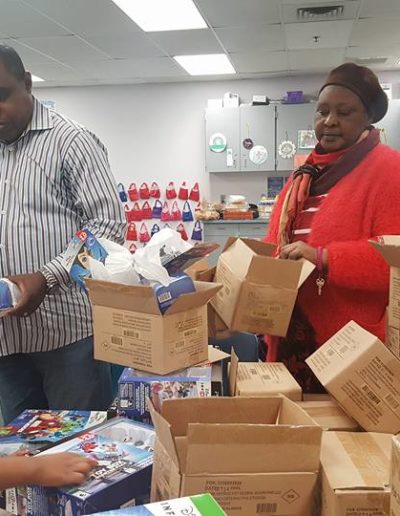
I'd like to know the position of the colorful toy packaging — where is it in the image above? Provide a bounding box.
[62,228,108,289]
[91,493,226,515]
[0,410,107,457]
[9,419,155,516]
[118,366,212,424]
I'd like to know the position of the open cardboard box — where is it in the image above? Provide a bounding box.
[320,431,391,515]
[87,279,221,375]
[306,321,400,433]
[370,236,400,331]
[229,349,302,401]
[149,396,322,516]
[208,238,315,336]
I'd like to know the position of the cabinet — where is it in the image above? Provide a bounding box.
[275,103,316,171]
[239,105,275,171]
[205,105,275,173]
[203,220,268,266]
[376,99,400,150]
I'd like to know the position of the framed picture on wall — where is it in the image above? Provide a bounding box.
[298,129,317,149]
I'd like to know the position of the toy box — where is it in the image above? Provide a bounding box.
[0,409,107,457]
[63,228,108,289]
[91,493,226,514]
[15,419,155,516]
[151,273,195,314]
[118,365,212,424]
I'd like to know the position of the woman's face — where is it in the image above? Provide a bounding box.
[314,85,371,152]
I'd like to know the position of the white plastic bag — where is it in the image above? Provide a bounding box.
[90,238,140,286]
[133,228,192,286]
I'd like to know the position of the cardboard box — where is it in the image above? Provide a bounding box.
[320,431,391,516]
[87,279,221,375]
[90,493,226,515]
[296,400,359,431]
[0,409,107,457]
[210,238,314,336]
[370,236,400,331]
[16,419,155,516]
[391,435,400,516]
[306,321,400,433]
[149,396,322,516]
[229,350,302,401]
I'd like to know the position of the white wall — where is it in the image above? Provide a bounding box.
[35,70,400,205]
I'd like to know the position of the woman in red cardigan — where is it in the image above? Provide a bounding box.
[264,62,400,392]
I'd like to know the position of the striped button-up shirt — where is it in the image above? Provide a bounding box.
[0,97,126,356]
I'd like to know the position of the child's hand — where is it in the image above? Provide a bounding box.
[30,453,97,487]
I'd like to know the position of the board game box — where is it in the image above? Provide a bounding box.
[118,365,212,424]
[0,409,107,457]
[11,418,154,516]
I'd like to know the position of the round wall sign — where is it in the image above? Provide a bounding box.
[209,133,227,153]
[249,145,268,165]
[242,138,254,150]
[278,140,296,159]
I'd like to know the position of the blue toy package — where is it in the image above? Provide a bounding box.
[0,280,13,310]
[17,419,155,516]
[0,409,107,458]
[151,273,195,314]
[62,228,108,290]
[118,366,212,424]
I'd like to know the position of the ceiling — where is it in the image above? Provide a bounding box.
[1,0,400,87]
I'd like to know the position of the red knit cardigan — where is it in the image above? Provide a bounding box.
[264,143,400,345]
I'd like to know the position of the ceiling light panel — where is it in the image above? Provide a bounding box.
[111,0,207,31]
[174,54,236,75]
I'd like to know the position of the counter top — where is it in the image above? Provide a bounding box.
[202,219,269,224]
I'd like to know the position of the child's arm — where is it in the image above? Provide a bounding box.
[0,453,96,490]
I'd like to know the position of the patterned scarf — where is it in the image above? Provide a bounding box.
[277,128,381,251]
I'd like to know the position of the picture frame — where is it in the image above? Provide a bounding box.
[298,129,317,149]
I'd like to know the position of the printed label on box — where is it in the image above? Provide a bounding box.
[390,268,400,328]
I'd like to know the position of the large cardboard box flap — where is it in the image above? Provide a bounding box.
[165,281,221,315]
[370,236,400,268]
[246,256,314,289]
[183,423,321,474]
[87,279,221,316]
[306,321,400,433]
[87,279,160,314]
[322,432,391,490]
[370,236,400,331]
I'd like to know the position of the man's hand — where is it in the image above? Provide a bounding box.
[280,242,317,263]
[6,272,47,317]
[30,453,97,487]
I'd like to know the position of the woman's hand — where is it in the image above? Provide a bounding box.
[280,242,317,263]
[280,242,328,270]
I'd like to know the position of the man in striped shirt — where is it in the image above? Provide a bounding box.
[0,45,127,423]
